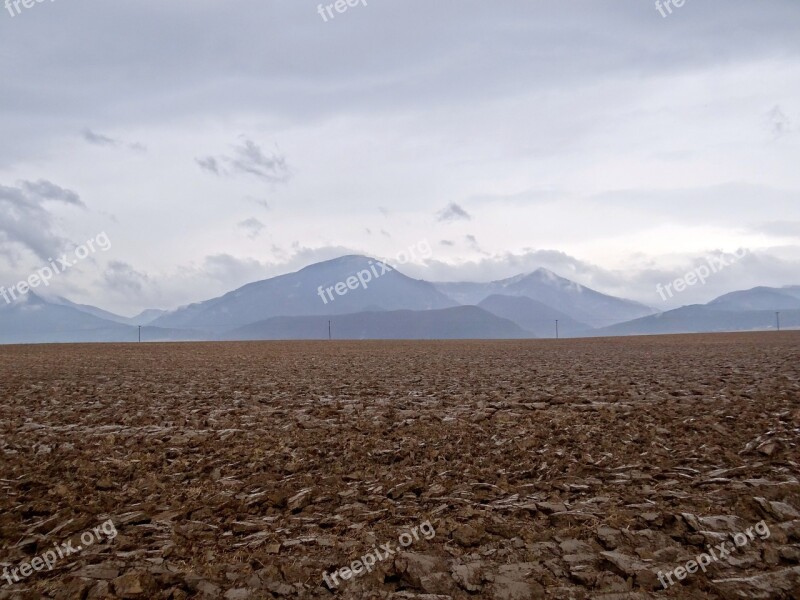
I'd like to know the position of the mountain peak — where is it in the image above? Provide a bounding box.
[298,254,385,273]
[510,267,586,292]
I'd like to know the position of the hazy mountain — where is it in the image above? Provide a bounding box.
[153,255,457,332]
[0,293,139,344]
[779,286,800,300]
[592,305,799,337]
[49,296,134,325]
[0,293,204,344]
[49,296,169,327]
[593,285,800,336]
[130,308,169,325]
[5,257,799,343]
[708,286,800,311]
[435,268,654,327]
[221,306,532,340]
[477,294,590,338]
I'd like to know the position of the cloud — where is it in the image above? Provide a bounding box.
[752,220,800,238]
[465,234,485,253]
[0,180,85,261]
[82,128,147,152]
[82,129,117,146]
[200,254,272,287]
[437,202,471,222]
[196,138,290,184]
[238,217,265,239]
[196,156,221,175]
[21,179,83,207]
[766,105,792,138]
[469,189,563,205]
[2,2,800,315]
[231,139,289,182]
[416,246,800,309]
[245,196,270,209]
[103,260,149,295]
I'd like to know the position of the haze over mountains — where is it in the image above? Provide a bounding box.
[435,269,653,328]
[0,255,796,344]
[150,256,456,332]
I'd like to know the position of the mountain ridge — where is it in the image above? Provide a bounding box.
[2,258,798,344]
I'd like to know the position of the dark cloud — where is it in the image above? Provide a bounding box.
[196,138,290,183]
[231,139,289,182]
[82,128,118,146]
[3,1,799,132]
[196,156,221,175]
[465,234,488,254]
[82,128,147,152]
[246,196,270,209]
[21,179,83,207]
[437,202,471,222]
[238,217,265,239]
[103,260,149,294]
[0,180,84,261]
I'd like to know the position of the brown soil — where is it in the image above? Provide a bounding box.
[1,332,799,599]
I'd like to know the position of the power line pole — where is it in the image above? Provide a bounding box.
[138,325,141,343]
[555,319,559,339]
[328,320,331,341]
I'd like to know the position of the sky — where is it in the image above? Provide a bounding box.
[1,0,799,316]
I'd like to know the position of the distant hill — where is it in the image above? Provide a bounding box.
[221,306,532,340]
[592,284,800,336]
[48,295,135,325]
[153,255,456,332]
[0,293,204,344]
[0,293,132,344]
[592,305,799,336]
[49,296,169,326]
[435,268,654,327]
[130,308,169,325]
[708,286,800,311]
[477,294,590,338]
[4,257,799,343]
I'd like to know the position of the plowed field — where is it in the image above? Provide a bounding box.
[1,333,799,599]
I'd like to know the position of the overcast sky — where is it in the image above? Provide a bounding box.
[1,0,799,315]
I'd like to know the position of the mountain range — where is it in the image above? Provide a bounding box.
[0,255,796,343]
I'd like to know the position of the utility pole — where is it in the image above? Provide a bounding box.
[555,319,559,340]
[138,325,141,343]
[328,320,331,341]
[776,312,781,332]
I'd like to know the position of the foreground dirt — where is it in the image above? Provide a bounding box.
[1,333,799,600]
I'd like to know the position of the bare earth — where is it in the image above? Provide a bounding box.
[1,333,799,599]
